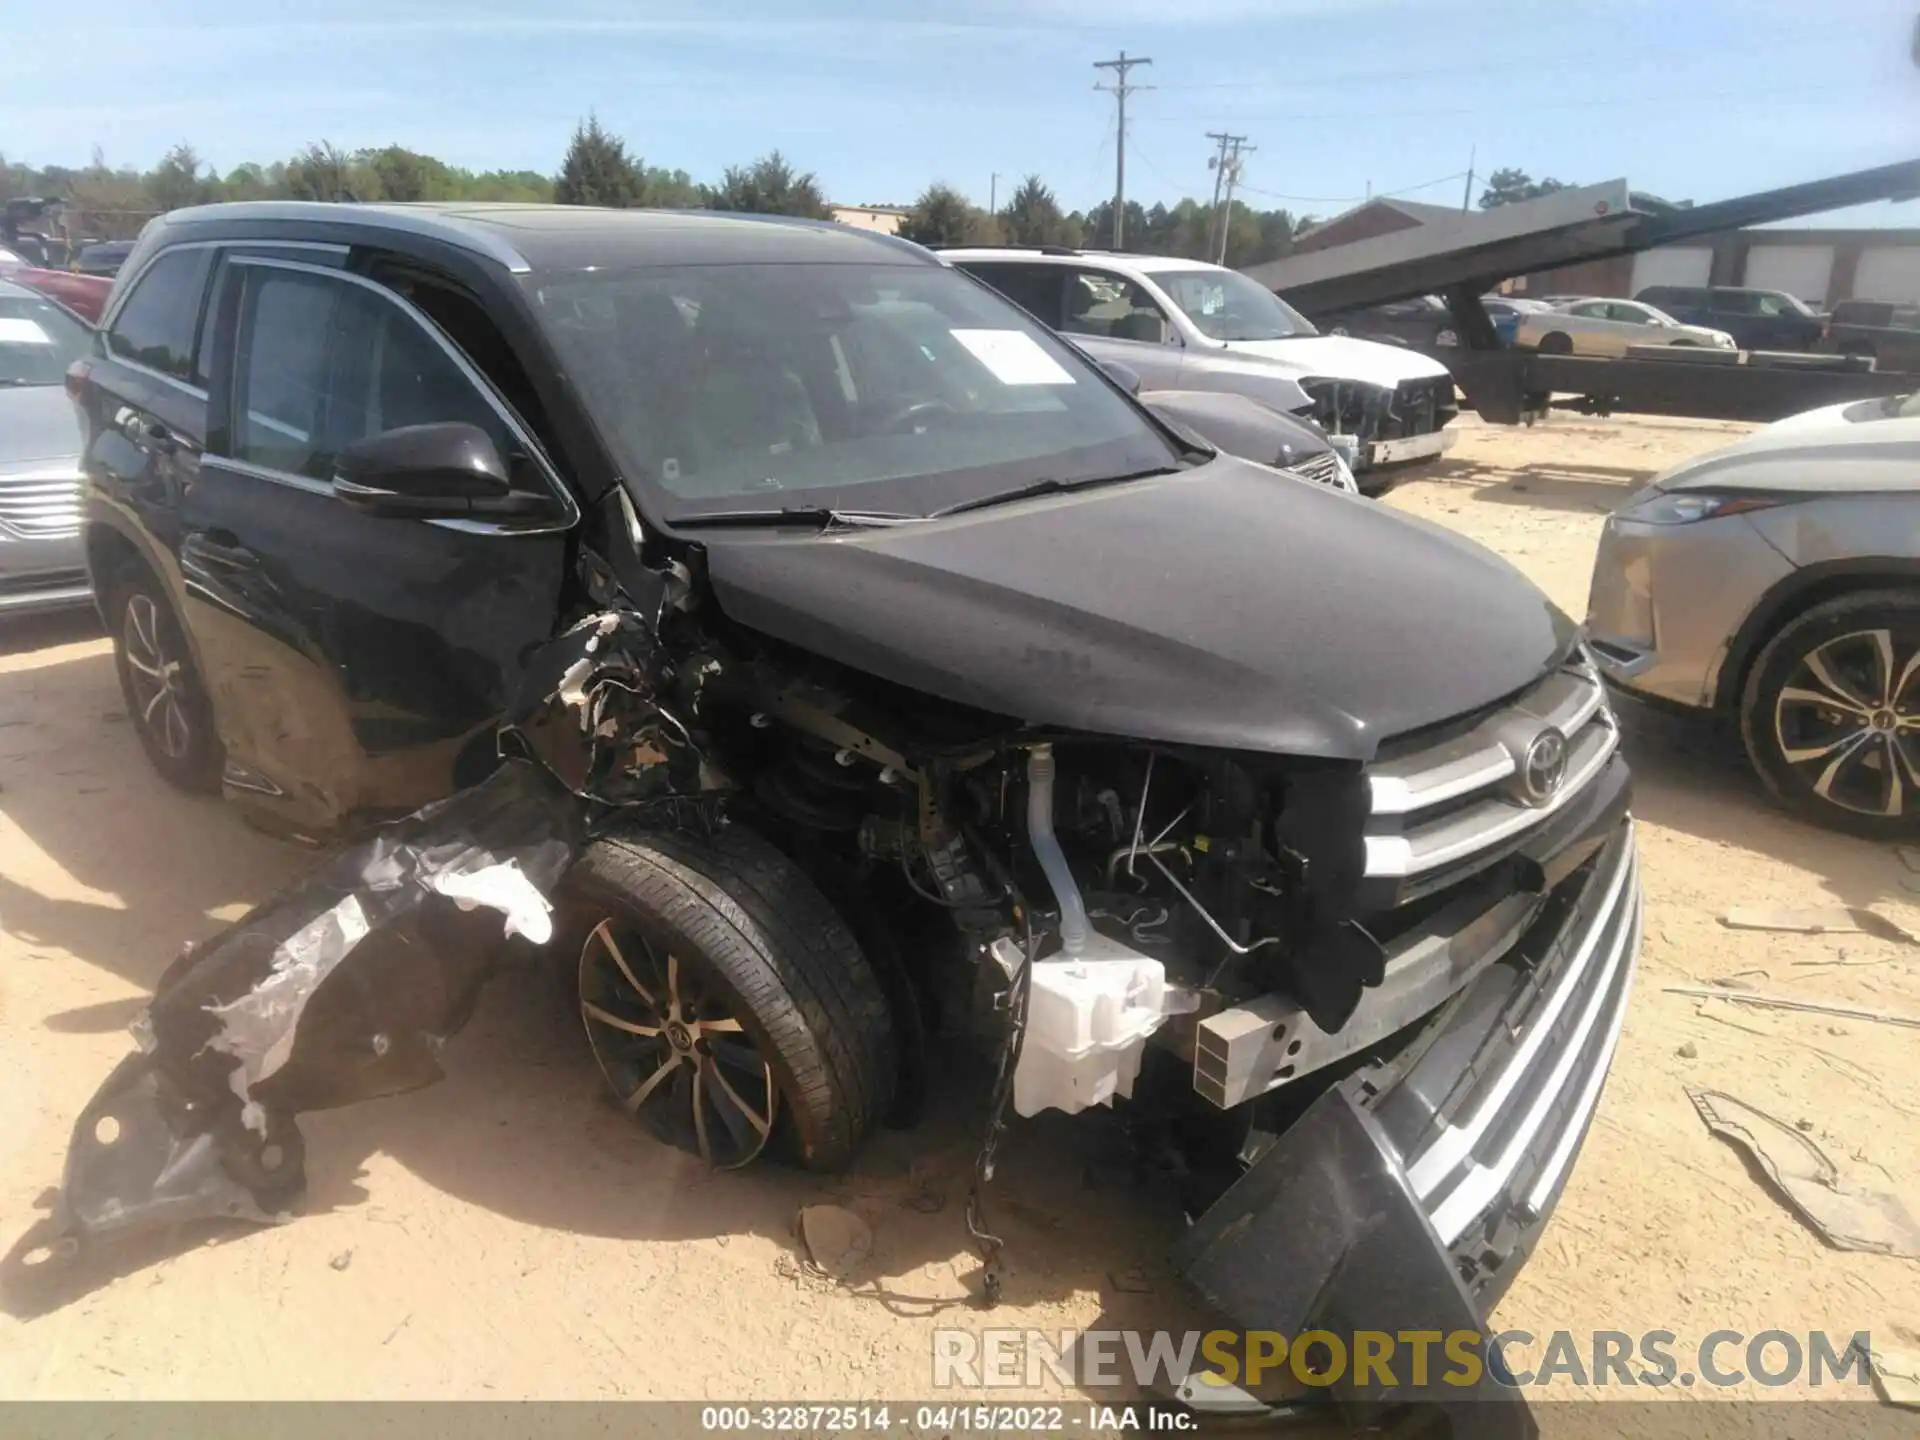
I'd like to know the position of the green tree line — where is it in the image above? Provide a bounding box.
[6,120,1326,270]
[896,174,1317,270]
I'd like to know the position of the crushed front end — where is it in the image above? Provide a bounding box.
[1299,374,1460,472]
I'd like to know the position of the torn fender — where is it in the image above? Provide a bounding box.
[59,757,583,1243]
[43,599,714,1251]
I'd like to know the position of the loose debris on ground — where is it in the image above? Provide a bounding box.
[1687,1088,1920,1260]
[797,1204,874,1283]
[1667,985,1920,1031]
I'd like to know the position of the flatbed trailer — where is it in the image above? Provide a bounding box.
[1245,159,1920,425]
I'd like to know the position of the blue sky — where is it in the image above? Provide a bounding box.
[10,0,1920,226]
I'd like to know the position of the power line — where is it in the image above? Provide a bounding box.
[1235,169,1468,208]
[1092,50,1152,248]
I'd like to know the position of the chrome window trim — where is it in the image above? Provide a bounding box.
[99,237,347,336]
[149,202,532,275]
[217,255,578,536]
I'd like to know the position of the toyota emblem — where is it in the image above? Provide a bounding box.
[1520,729,1569,806]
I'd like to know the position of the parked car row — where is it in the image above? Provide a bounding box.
[1515,297,1736,356]
[0,243,114,322]
[1633,285,1824,352]
[35,204,1633,1396]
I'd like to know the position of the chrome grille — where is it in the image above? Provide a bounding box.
[1363,655,1618,881]
[1286,451,1351,490]
[0,472,83,540]
[1392,823,1641,1250]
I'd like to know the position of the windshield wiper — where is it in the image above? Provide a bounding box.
[930,466,1181,519]
[667,505,929,531]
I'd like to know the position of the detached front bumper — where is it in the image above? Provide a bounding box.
[1365,426,1456,468]
[1175,821,1641,1426]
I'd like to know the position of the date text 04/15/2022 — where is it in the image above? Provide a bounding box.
[698,1404,1195,1432]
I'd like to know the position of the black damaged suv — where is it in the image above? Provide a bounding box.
[71,203,1638,1423]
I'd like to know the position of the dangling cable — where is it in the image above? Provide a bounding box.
[964,903,1035,1306]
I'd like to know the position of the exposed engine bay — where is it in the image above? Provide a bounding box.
[21,539,1404,1274]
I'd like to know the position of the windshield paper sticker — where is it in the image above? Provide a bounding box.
[0,318,54,346]
[950,329,1077,386]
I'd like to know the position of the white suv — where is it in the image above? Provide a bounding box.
[945,247,1459,475]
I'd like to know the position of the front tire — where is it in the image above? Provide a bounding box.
[564,826,897,1171]
[1739,590,1920,837]
[106,562,222,793]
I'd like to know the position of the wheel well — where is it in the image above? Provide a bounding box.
[84,524,143,590]
[1716,562,1920,713]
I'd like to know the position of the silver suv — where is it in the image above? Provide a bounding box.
[0,278,91,615]
[945,247,1459,478]
[1587,394,1920,835]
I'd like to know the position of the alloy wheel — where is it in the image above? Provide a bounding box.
[1772,628,1920,819]
[578,917,778,1169]
[122,593,192,761]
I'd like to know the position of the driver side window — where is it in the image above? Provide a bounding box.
[232,266,515,484]
[1063,270,1172,345]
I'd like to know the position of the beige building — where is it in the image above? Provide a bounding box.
[831,204,909,236]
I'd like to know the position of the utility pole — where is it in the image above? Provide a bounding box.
[1210,134,1253,266]
[989,172,1000,216]
[1093,50,1152,249]
[1205,132,1235,262]
[1461,145,1476,214]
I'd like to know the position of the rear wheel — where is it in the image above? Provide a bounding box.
[1537,331,1573,355]
[1740,591,1920,837]
[105,562,222,793]
[565,826,896,1171]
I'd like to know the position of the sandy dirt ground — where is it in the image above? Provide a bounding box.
[1,413,1916,1428]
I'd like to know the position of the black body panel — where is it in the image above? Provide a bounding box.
[702,455,1574,760]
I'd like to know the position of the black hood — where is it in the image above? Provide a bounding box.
[698,456,1574,761]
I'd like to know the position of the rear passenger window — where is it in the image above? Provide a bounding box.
[106,248,212,382]
[1063,270,1172,344]
[964,264,1064,326]
[233,266,518,485]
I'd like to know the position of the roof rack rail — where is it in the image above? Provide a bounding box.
[929,243,1082,256]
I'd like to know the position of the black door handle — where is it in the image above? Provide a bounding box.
[182,529,260,574]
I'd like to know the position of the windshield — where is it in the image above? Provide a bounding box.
[1155,269,1318,342]
[0,292,91,386]
[528,262,1178,522]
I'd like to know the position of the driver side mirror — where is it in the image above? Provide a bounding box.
[333,422,514,518]
[1096,359,1143,395]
